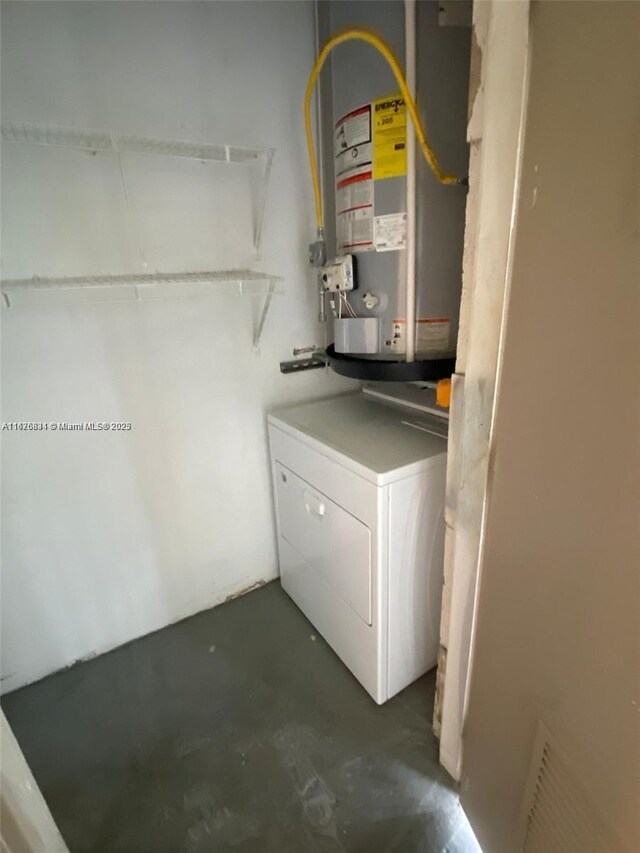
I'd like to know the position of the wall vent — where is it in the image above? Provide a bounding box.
[516,721,629,853]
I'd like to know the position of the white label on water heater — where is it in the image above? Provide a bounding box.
[335,105,374,253]
[335,104,372,179]
[374,212,407,252]
[388,318,451,354]
[337,205,374,253]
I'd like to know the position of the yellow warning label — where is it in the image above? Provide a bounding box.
[373,95,407,180]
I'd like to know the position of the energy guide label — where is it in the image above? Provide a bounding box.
[373,95,407,180]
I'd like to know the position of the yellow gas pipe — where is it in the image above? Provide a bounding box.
[304,26,467,233]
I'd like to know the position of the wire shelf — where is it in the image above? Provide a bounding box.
[1,122,279,345]
[1,269,282,291]
[1,270,283,348]
[1,120,275,254]
[0,121,271,163]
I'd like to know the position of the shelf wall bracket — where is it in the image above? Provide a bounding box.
[253,278,277,351]
[251,148,275,259]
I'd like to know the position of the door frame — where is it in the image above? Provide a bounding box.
[437,0,532,781]
[1,712,69,853]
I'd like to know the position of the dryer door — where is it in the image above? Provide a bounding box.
[275,462,372,625]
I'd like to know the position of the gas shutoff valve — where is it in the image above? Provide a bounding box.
[321,255,357,293]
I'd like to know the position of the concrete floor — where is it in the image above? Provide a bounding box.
[2,582,480,853]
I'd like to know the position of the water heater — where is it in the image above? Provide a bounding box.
[312,0,471,380]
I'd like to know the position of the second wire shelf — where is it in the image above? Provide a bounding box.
[1,270,284,349]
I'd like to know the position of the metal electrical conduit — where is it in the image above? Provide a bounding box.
[405,0,417,363]
[304,21,467,363]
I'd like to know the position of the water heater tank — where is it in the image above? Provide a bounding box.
[317,0,471,366]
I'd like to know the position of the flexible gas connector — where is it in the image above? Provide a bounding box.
[304,26,467,231]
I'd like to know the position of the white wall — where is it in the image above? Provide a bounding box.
[0,1,356,692]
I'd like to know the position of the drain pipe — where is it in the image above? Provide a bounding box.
[404,0,417,363]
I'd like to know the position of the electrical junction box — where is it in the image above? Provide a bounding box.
[321,255,356,293]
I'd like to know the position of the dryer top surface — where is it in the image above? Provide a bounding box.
[268,393,447,483]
